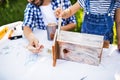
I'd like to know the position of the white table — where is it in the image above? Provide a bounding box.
[0,22,120,80]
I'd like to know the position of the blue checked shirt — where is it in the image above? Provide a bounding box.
[22,0,76,30]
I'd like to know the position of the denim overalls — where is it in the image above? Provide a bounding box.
[81,0,115,43]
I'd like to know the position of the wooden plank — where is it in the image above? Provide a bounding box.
[52,30,59,67]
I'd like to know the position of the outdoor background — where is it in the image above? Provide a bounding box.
[0,0,117,44]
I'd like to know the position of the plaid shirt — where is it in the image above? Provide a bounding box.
[22,0,76,30]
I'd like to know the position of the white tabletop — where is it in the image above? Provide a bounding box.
[0,23,120,80]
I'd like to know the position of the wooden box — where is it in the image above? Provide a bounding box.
[52,30,104,66]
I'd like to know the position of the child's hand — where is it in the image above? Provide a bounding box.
[26,44,44,53]
[55,7,71,19]
[55,8,62,18]
[27,37,44,53]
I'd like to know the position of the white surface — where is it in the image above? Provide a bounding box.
[0,25,120,80]
[0,21,23,45]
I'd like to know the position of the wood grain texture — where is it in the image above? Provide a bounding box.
[56,30,104,66]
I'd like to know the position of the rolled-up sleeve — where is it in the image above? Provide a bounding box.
[22,3,35,29]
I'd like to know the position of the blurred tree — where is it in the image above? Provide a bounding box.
[0,0,7,5]
[0,0,27,26]
[70,0,76,4]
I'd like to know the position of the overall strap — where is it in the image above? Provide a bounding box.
[85,0,115,14]
[107,0,115,14]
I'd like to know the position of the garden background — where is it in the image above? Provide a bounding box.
[0,0,117,44]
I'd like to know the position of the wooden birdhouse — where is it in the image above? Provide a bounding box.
[52,30,104,66]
